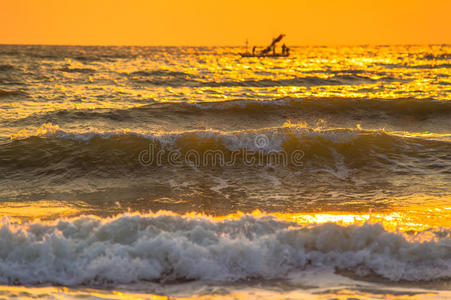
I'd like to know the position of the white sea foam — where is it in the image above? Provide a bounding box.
[0,213,449,285]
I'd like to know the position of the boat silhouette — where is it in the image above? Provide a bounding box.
[240,34,290,57]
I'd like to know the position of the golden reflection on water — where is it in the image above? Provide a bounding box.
[1,45,449,125]
[1,44,450,300]
[0,285,169,300]
[1,198,449,239]
[0,284,447,300]
[0,201,85,221]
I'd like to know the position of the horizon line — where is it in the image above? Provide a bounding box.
[0,43,449,48]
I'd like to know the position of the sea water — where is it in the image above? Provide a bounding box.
[0,44,450,299]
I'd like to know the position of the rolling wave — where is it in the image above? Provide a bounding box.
[2,124,450,177]
[9,98,451,126]
[0,213,449,285]
[186,97,451,116]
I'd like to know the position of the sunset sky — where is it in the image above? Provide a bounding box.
[1,0,450,46]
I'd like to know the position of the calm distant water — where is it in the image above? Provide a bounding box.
[0,45,450,299]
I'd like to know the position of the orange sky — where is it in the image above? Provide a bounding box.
[1,0,450,46]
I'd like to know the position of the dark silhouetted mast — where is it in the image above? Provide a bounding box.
[260,34,285,55]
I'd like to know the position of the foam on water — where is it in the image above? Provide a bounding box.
[0,212,449,285]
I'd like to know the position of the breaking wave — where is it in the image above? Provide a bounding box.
[0,213,449,285]
[2,123,451,177]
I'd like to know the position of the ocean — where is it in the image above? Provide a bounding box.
[0,44,450,299]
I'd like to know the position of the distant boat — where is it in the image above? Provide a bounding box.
[240,34,290,58]
[240,52,289,58]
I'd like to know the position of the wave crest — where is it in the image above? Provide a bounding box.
[11,98,451,127]
[0,213,449,285]
[3,123,450,178]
